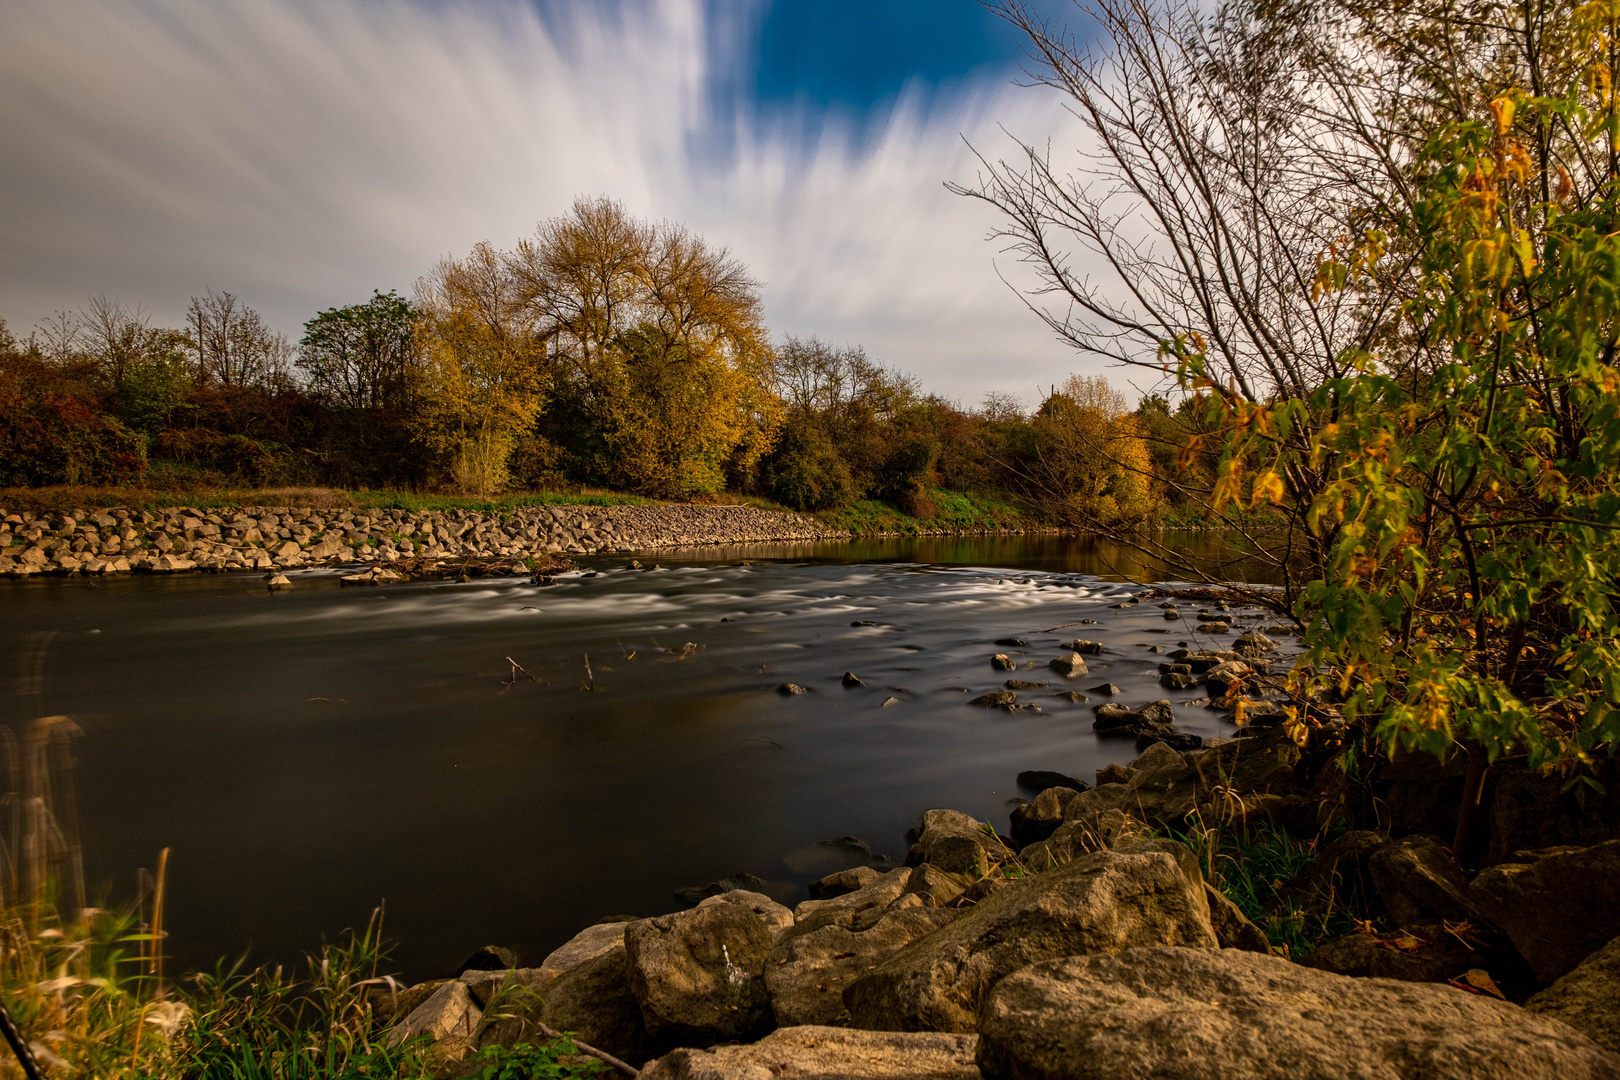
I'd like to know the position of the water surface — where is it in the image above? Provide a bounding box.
[0,533,1288,978]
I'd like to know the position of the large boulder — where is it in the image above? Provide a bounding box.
[1469,840,1620,981]
[904,810,1013,878]
[1368,834,1485,931]
[537,945,654,1064]
[698,890,795,938]
[639,1025,980,1080]
[625,902,775,1047]
[1527,935,1620,1053]
[976,946,1620,1080]
[843,850,1217,1033]
[1487,761,1620,867]
[538,919,638,979]
[767,906,960,1027]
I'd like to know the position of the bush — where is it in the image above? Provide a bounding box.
[763,422,856,511]
[0,359,148,487]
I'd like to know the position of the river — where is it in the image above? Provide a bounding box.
[0,533,1290,979]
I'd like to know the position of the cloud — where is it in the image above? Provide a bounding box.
[0,0,1108,405]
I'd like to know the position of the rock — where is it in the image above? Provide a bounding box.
[265,573,291,591]
[1527,935,1620,1053]
[1160,671,1198,689]
[697,890,794,938]
[842,672,865,687]
[624,901,775,1046]
[1486,760,1620,867]
[795,867,912,925]
[904,809,1013,878]
[639,1026,980,1080]
[1010,787,1083,849]
[1162,608,1180,619]
[766,905,961,1027]
[1088,682,1120,695]
[1470,840,1620,981]
[1049,690,1087,703]
[990,654,1015,671]
[779,683,809,695]
[675,872,771,906]
[1016,770,1087,793]
[1236,630,1279,651]
[1047,652,1088,679]
[844,850,1218,1033]
[1203,882,1270,953]
[994,637,1028,647]
[976,946,1620,1080]
[1368,834,1484,931]
[1134,725,1203,752]
[1095,763,1135,786]
[387,980,481,1060]
[539,920,637,978]
[969,691,1016,708]
[1135,700,1176,724]
[1063,639,1103,654]
[1203,660,1253,697]
[458,966,551,1008]
[809,866,881,901]
[1303,929,1487,985]
[454,944,517,974]
[539,945,654,1064]
[901,865,968,908]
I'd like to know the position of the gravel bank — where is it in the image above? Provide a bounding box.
[0,503,845,577]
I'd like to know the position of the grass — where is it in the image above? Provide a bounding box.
[1167,816,1365,961]
[816,489,1039,536]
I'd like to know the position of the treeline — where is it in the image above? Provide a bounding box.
[0,197,1209,523]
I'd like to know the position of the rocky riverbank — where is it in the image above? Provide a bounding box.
[368,623,1620,1079]
[0,503,843,578]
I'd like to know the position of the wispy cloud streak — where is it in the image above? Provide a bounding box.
[0,0,1094,403]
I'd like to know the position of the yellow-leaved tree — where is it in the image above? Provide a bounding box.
[507,198,779,497]
[412,243,545,495]
[1032,375,1161,527]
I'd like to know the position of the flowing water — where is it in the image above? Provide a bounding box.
[0,533,1290,979]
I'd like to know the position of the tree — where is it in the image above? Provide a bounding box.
[297,291,416,412]
[412,243,545,495]
[185,290,291,390]
[507,197,780,496]
[1030,376,1161,527]
[965,0,1620,836]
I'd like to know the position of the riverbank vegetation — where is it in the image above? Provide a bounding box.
[0,198,1218,533]
[964,0,1620,816]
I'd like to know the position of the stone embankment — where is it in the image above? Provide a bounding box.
[0,503,843,578]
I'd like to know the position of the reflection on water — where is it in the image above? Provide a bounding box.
[0,533,1289,979]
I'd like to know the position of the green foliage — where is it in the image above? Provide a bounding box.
[298,291,416,412]
[762,418,856,511]
[816,489,1031,535]
[1181,14,1620,768]
[464,1038,610,1080]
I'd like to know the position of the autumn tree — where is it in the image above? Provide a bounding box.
[1030,375,1161,527]
[506,198,780,497]
[412,243,545,495]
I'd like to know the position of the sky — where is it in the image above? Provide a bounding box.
[0,0,1107,407]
